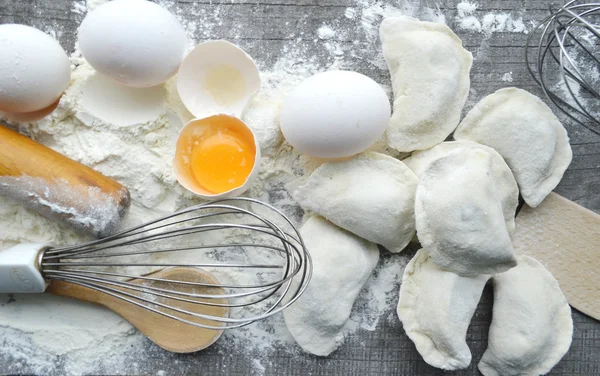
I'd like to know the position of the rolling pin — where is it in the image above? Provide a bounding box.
[0,124,130,237]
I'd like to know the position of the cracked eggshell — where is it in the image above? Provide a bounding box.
[173,114,261,199]
[177,40,261,119]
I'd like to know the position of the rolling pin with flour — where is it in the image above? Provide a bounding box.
[0,124,130,237]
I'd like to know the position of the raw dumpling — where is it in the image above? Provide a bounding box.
[415,148,517,276]
[404,140,519,235]
[454,87,572,207]
[380,16,473,152]
[398,249,490,370]
[479,255,573,376]
[294,152,418,253]
[283,216,379,356]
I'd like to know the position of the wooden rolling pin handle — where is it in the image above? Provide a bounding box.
[0,124,130,237]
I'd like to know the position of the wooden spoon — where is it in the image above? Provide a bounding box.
[47,267,230,353]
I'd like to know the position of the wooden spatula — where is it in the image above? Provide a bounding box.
[47,267,230,353]
[513,192,600,320]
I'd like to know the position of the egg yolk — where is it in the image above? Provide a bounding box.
[190,128,255,194]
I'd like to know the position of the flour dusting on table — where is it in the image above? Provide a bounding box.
[455,1,529,34]
[0,0,428,374]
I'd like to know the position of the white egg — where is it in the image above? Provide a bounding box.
[280,71,391,159]
[0,24,71,113]
[78,0,187,87]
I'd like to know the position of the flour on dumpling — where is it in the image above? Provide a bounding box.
[294,152,418,253]
[454,87,572,207]
[283,216,379,356]
[404,140,518,236]
[479,255,573,376]
[380,16,472,152]
[415,148,517,276]
[398,249,490,370]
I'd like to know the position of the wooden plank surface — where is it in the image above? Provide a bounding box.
[0,0,599,375]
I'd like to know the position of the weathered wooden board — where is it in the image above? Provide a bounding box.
[0,0,599,375]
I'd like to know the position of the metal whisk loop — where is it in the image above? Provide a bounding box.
[526,0,600,134]
[40,198,313,330]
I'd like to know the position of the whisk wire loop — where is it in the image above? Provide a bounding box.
[526,0,600,133]
[39,198,313,330]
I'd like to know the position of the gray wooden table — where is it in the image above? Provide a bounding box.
[0,0,599,375]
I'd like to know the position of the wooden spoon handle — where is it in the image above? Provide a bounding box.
[47,280,106,304]
[47,268,230,354]
[0,124,130,237]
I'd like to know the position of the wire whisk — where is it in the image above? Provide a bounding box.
[526,0,600,135]
[0,197,312,330]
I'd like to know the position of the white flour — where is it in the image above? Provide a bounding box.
[345,7,358,20]
[317,25,336,40]
[455,1,529,34]
[502,72,514,83]
[0,0,427,374]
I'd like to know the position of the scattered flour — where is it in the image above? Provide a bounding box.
[317,25,336,40]
[70,1,87,15]
[251,358,266,375]
[455,2,529,35]
[353,0,447,70]
[482,13,528,34]
[457,1,477,17]
[359,0,446,41]
[71,0,107,14]
[456,1,482,32]
[545,27,600,126]
[345,7,358,20]
[502,72,514,82]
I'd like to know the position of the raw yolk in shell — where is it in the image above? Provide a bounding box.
[190,128,255,194]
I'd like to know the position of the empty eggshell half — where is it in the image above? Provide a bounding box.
[177,41,261,119]
[174,114,261,199]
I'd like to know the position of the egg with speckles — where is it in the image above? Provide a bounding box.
[0,24,71,114]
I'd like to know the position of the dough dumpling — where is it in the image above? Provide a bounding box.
[479,255,573,376]
[404,140,518,235]
[398,249,490,370]
[454,87,572,207]
[415,148,517,276]
[380,16,473,152]
[294,152,418,253]
[283,216,379,356]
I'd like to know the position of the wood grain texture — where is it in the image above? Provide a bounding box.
[0,0,599,375]
[515,193,600,320]
[47,267,229,354]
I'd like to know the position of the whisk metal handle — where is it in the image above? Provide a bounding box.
[0,243,48,293]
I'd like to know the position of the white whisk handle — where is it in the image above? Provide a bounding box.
[0,243,48,293]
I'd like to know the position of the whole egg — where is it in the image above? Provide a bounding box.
[280,71,391,159]
[78,0,187,87]
[0,24,71,113]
